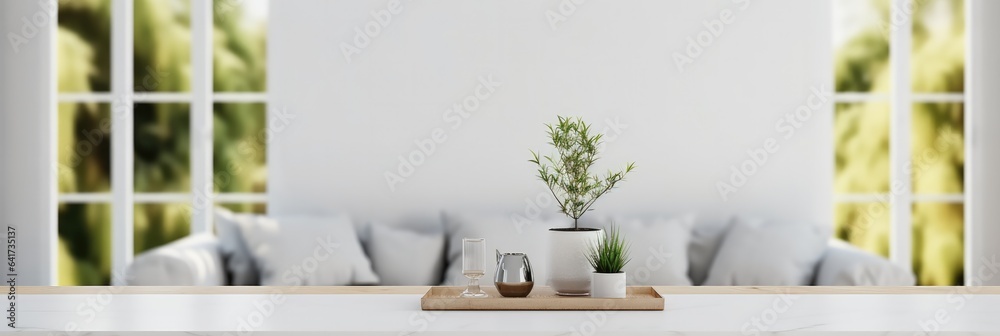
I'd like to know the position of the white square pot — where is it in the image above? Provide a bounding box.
[591,272,626,298]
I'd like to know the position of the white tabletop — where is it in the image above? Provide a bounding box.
[11,289,1000,335]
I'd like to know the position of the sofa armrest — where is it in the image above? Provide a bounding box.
[814,239,916,286]
[126,233,226,286]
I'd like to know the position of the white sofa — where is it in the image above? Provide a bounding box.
[125,210,915,286]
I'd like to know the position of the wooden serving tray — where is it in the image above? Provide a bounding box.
[420,286,664,311]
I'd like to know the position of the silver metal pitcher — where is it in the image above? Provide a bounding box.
[494,250,534,297]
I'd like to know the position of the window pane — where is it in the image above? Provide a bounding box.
[134,0,191,92]
[58,103,112,193]
[58,203,111,286]
[134,203,191,254]
[217,203,267,214]
[213,0,267,92]
[835,102,890,193]
[214,103,267,193]
[134,103,191,192]
[912,103,964,193]
[58,0,112,92]
[835,202,890,257]
[834,0,890,93]
[911,0,964,93]
[912,202,963,285]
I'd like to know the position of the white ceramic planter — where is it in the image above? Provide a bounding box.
[547,228,603,295]
[591,272,627,298]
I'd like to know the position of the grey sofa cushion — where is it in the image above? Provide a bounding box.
[241,214,380,286]
[815,240,916,285]
[214,207,261,285]
[586,215,695,286]
[704,217,829,286]
[126,233,226,286]
[442,211,555,286]
[367,223,446,285]
[687,219,732,286]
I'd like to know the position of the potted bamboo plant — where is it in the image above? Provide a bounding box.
[587,225,631,298]
[529,116,635,295]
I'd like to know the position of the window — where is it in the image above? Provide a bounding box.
[56,0,268,285]
[833,0,965,285]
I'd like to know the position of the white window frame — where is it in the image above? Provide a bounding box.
[832,0,972,284]
[54,0,268,285]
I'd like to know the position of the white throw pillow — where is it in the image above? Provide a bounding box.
[815,239,916,286]
[367,224,446,285]
[214,208,261,285]
[442,211,556,286]
[588,215,695,286]
[240,214,380,286]
[703,217,829,286]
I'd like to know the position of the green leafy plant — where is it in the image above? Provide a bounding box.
[529,116,635,229]
[587,225,631,273]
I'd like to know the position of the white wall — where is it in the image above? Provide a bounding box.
[969,0,1000,285]
[0,9,5,253]
[269,0,834,226]
[0,0,56,285]
[0,4,5,239]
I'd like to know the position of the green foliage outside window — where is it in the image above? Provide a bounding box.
[834,0,965,285]
[57,0,267,285]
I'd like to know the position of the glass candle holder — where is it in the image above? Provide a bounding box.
[460,238,488,298]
